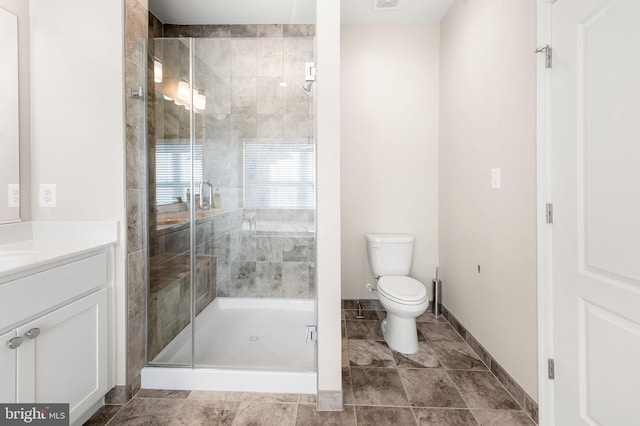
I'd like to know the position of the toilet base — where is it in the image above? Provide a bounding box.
[381,315,419,354]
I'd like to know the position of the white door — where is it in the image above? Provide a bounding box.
[16,289,109,425]
[551,0,640,424]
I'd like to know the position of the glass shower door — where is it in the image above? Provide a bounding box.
[146,28,318,374]
[146,37,195,367]
[188,33,317,371]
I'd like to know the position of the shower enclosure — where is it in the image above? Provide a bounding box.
[141,28,317,392]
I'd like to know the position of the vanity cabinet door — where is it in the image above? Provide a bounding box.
[16,289,109,424]
[0,329,17,402]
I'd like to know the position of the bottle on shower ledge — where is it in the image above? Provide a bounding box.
[213,188,222,208]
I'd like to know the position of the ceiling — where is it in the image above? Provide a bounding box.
[342,0,454,24]
[149,0,316,25]
[149,0,454,25]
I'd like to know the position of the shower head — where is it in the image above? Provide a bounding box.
[301,81,314,95]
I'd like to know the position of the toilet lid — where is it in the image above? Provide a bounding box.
[378,276,427,305]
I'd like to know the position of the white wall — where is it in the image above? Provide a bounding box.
[0,0,31,221]
[29,0,126,384]
[341,24,440,301]
[316,0,343,401]
[29,0,125,222]
[439,0,538,399]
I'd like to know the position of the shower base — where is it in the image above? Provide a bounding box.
[141,297,317,394]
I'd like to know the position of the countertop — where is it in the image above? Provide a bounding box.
[0,221,118,283]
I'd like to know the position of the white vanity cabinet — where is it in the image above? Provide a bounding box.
[0,247,113,425]
[16,289,109,417]
[0,329,17,402]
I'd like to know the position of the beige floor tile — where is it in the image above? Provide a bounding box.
[471,409,536,425]
[398,369,466,408]
[231,401,296,426]
[448,371,521,410]
[295,404,356,426]
[350,367,410,406]
[170,400,239,426]
[355,406,416,425]
[414,407,479,425]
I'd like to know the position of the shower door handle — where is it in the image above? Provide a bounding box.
[199,180,213,210]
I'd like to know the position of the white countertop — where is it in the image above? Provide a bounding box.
[0,221,118,282]
[0,239,115,281]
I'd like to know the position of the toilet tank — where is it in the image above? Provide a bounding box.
[365,234,415,276]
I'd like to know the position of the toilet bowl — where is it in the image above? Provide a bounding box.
[365,234,430,354]
[377,276,428,354]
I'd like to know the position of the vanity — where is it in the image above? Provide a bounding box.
[0,222,117,426]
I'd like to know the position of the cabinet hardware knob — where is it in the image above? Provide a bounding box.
[6,336,23,350]
[24,328,41,339]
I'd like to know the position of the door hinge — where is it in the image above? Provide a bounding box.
[548,358,555,380]
[546,203,553,224]
[305,325,317,344]
[534,45,552,69]
[304,62,316,81]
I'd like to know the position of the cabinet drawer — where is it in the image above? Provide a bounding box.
[0,252,108,332]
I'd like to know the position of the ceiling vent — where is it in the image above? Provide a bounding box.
[373,0,401,11]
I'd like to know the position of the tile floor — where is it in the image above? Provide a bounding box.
[85,308,536,425]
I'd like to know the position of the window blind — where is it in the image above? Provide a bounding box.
[155,142,203,205]
[243,143,315,209]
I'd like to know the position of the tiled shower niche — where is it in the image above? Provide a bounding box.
[146,24,316,363]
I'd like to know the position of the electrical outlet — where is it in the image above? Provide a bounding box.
[39,183,57,207]
[8,184,19,208]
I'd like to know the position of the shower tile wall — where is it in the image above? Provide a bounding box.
[221,208,316,298]
[120,0,151,400]
[146,210,238,360]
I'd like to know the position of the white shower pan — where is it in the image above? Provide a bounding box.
[141,297,317,394]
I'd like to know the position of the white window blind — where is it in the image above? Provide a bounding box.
[243,143,315,209]
[156,142,203,205]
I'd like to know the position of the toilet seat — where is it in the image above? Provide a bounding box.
[378,276,427,305]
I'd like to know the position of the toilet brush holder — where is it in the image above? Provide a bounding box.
[432,267,441,316]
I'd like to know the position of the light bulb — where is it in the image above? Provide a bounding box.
[194,91,207,110]
[177,81,190,100]
[154,60,163,83]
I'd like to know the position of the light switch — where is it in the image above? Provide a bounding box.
[491,168,501,189]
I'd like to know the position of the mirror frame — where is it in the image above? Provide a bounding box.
[0,6,21,224]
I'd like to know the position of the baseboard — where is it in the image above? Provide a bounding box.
[440,304,539,424]
[104,374,140,405]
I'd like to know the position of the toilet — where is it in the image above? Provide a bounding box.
[365,233,428,354]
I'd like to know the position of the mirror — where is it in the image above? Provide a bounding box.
[0,7,20,223]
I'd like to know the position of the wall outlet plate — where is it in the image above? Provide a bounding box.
[8,184,19,208]
[40,183,57,207]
